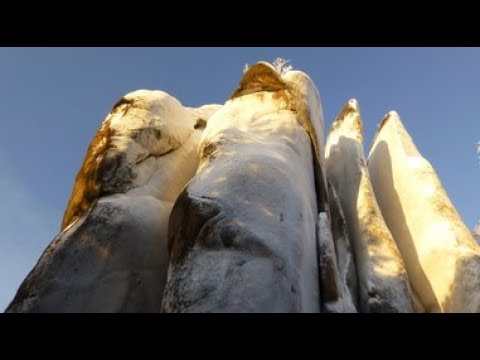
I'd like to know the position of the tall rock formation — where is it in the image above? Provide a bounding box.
[368,111,480,313]
[162,62,326,312]
[6,90,220,312]
[5,60,476,313]
[325,100,415,312]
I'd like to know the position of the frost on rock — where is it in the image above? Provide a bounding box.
[325,100,415,313]
[6,90,217,313]
[272,58,293,75]
[162,62,326,312]
[368,111,480,313]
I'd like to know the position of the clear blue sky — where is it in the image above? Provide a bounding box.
[0,47,478,311]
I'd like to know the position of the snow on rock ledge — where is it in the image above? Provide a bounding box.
[325,100,415,313]
[6,90,220,313]
[368,111,480,313]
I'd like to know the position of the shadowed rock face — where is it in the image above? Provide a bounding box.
[324,181,359,312]
[317,210,357,313]
[7,197,172,313]
[325,100,415,313]
[162,63,325,313]
[368,112,480,313]
[6,91,221,313]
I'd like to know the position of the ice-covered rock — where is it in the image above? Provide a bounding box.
[368,111,480,313]
[6,90,220,312]
[325,100,415,313]
[162,62,326,312]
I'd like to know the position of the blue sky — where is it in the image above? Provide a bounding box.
[0,47,478,311]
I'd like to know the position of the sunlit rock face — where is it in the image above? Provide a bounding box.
[162,63,326,312]
[6,91,221,313]
[6,60,477,313]
[325,100,415,313]
[368,112,480,313]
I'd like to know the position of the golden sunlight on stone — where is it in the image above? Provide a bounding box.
[5,60,477,313]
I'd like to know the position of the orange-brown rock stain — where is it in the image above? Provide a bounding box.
[61,121,115,230]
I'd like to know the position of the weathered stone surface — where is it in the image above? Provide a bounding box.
[368,111,480,313]
[7,197,172,312]
[325,100,415,313]
[318,212,357,313]
[6,91,220,312]
[162,63,325,312]
[8,61,475,314]
[326,182,359,311]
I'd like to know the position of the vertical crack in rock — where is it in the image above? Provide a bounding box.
[317,211,357,313]
[325,100,415,313]
[326,181,359,311]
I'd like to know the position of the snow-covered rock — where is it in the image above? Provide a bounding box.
[6,90,220,312]
[368,111,480,313]
[162,62,325,312]
[325,100,415,313]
